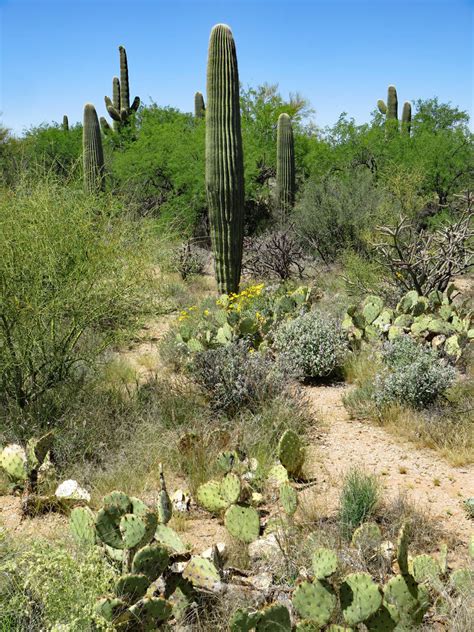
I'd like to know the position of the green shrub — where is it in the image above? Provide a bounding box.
[274,311,349,380]
[0,178,153,430]
[190,341,287,414]
[374,337,456,409]
[0,535,115,631]
[339,469,380,538]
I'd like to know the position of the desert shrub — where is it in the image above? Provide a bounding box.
[190,341,287,414]
[374,336,456,409]
[339,468,380,538]
[0,536,114,631]
[242,227,306,280]
[293,168,386,262]
[274,311,349,380]
[172,240,208,280]
[0,179,153,428]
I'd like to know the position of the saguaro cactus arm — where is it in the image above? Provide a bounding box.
[205,24,245,294]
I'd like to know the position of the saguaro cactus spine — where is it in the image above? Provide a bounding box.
[276,113,295,218]
[195,91,205,118]
[205,24,245,294]
[83,104,105,194]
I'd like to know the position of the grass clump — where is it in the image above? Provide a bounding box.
[339,468,380,539]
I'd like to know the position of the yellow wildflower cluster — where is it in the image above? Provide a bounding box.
[226,283,265,312]
[177,305,197,322]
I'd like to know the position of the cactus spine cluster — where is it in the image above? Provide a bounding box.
[377,85,412,136]
[83,104,105,194]
[194,91,205,118]
[276,113,296,218]
[205,24,245,294]
[104,45,140,131]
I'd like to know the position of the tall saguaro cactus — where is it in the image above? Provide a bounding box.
[83,104,105,194]
[276,113,295,218]
[104,45,140,131]
[206,24,245,294]
[62,115,69,132]
[194,91,206,119]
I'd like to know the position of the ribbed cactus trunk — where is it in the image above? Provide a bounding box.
[276,113,295,219]
[119,46,130,112]
[62,115,69,132]
[206,24,244,295]
[387,85,398,120]
[83,104,105,194]
[194,91,205,119]
[401,101,412,136]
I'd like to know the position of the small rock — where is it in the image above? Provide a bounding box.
[201,542,227,562]
[244,571,273,592]
[55,479,90,502]
[248,533,283,564]
[172,489,191,512]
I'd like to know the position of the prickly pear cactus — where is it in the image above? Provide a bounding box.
[256,603,291,631]
[340,572,383,625]
[221,473,241,505]
[292,580,337,626]
[197,480,228,513]
[114,573,149,602]
[224,504,260,543]
[351,522,382,550]
[70,506,96,547]
[119,512,157,549]
[94,596,129,624]
[278,429,304,476]
[312,547,338,579]
[411,554,441,583]
[229,608,262,631]
[128,596,173,626]
[396,523,410,576]
[154,524,188,554]
[383,573,429,626]
[279,481,298,516]
[182,556,222,591]
[131,544,170,582]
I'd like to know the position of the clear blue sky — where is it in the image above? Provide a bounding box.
[1,0,472,135]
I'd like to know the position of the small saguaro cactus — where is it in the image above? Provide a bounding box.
[401,101,412,135]
[276,112,296,219]
[83,103,105,194]
[206,23,245,295]
[104,46,140,130]
[194,91,205,118]
[62,115,69,132]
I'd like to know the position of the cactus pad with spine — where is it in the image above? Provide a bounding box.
[279,481,298,516]
[94,597,129,623]
[396,524,410,575]
[256,603,291,631]
[157,464,172,524]
[70,506,96,546]
[26,431,54,471]
[230,608,262,631]
[217,450,238,473]
[182,556,222,591]
[0,444,27,481]
[278,429,304,475]
[129,596,172,625]
[268,463,289,484]
[364,605,397,631]
[119,512,157,549]
[224,504,260,542]
[411,554,440,583]
[221,472,241,505]
[115,573,149,603]
[351,522,382,549]
[340,572,383,625]
[155,524,188,554]
[292,579,337,626]
[132,544,170,582]
[197,480,227,513]
[312,547,338,579]
[96,507,126,549]
[383,574,429,626]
